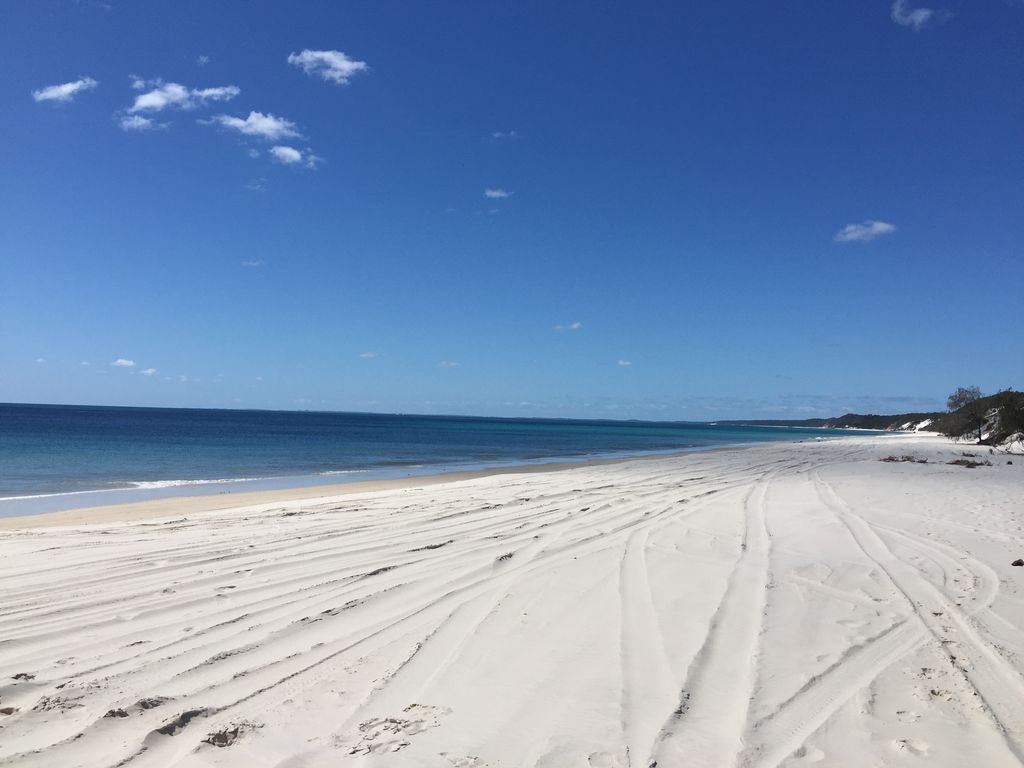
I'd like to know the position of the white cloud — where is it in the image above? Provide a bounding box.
[129,75,147,90]
[359,352,382,358]
[484,188,512,199]
[834,219,897,243]
[140,368,157,376]
[119,114,161,131]
[129,81,239,113]
[192,85,240,102]
[287,49,369,85]
[269,145,321,168]
[491,130,518,140]
[32,77,98,104]
[891,0,944,30]
[617,359,633,367]
[554,321,583,332]
[35,357,46,364]
[111,358,135,367]
[210,111,300,140]
[81,361,91,366]
[241,259,265,267]
[247,148,261,158]
[243,178,267,192]
[270,145,302,164]
[197,55,210,66]
[438,360,461,368]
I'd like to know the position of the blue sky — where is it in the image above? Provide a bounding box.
[1,1,1021,420]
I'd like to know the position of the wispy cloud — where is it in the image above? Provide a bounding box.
[891,0,947,30]
[554,321,583,332]
[244,178,267,192]
[438,360,461,368]
[111,358,135,367]
[140,368,157,376]
[119,114,162,131]
[209,111,300,141]
[35,357,46,364]
[484,188,512,199]
[197,54,210,66]
[129,81,239,113]
[32,77,98,104]
[287,49,369,85]
[834,220,897,243]
[270,145,321,168]
[617,359,633,367]
[241,259,265,267]
[359,352,382,359]
[491,130,518,140]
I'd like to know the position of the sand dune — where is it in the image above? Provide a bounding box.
[1,435,1023,767]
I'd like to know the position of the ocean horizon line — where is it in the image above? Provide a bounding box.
[0,399,858,427]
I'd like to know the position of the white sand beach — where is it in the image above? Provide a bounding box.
[1,434,1023,768]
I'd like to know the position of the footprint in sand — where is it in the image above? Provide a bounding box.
[587,751,627,767]
[441,755,486,767]
[790,744,826,763]
[352,737,410,755]
[348,704,452,756]
[892,738,929,757]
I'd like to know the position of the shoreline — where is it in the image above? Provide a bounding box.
[0,434,862,528]
[1,403,872,521]
[0,446,707,521]
[0,446,722,529]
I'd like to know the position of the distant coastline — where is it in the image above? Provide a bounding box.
[718,413,937,430]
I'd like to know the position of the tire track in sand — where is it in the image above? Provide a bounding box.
[750,471,1024,765]
[618,526,676,767]
[648,470,774,768]
[739,468,1024,767]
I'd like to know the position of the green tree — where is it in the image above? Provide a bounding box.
[947,386,982,412]
[940,386,986,442]
[1001,400,1024,438]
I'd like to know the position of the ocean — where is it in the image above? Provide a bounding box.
[0,403,851,516]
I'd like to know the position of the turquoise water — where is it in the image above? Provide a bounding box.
[0,403,853,516]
